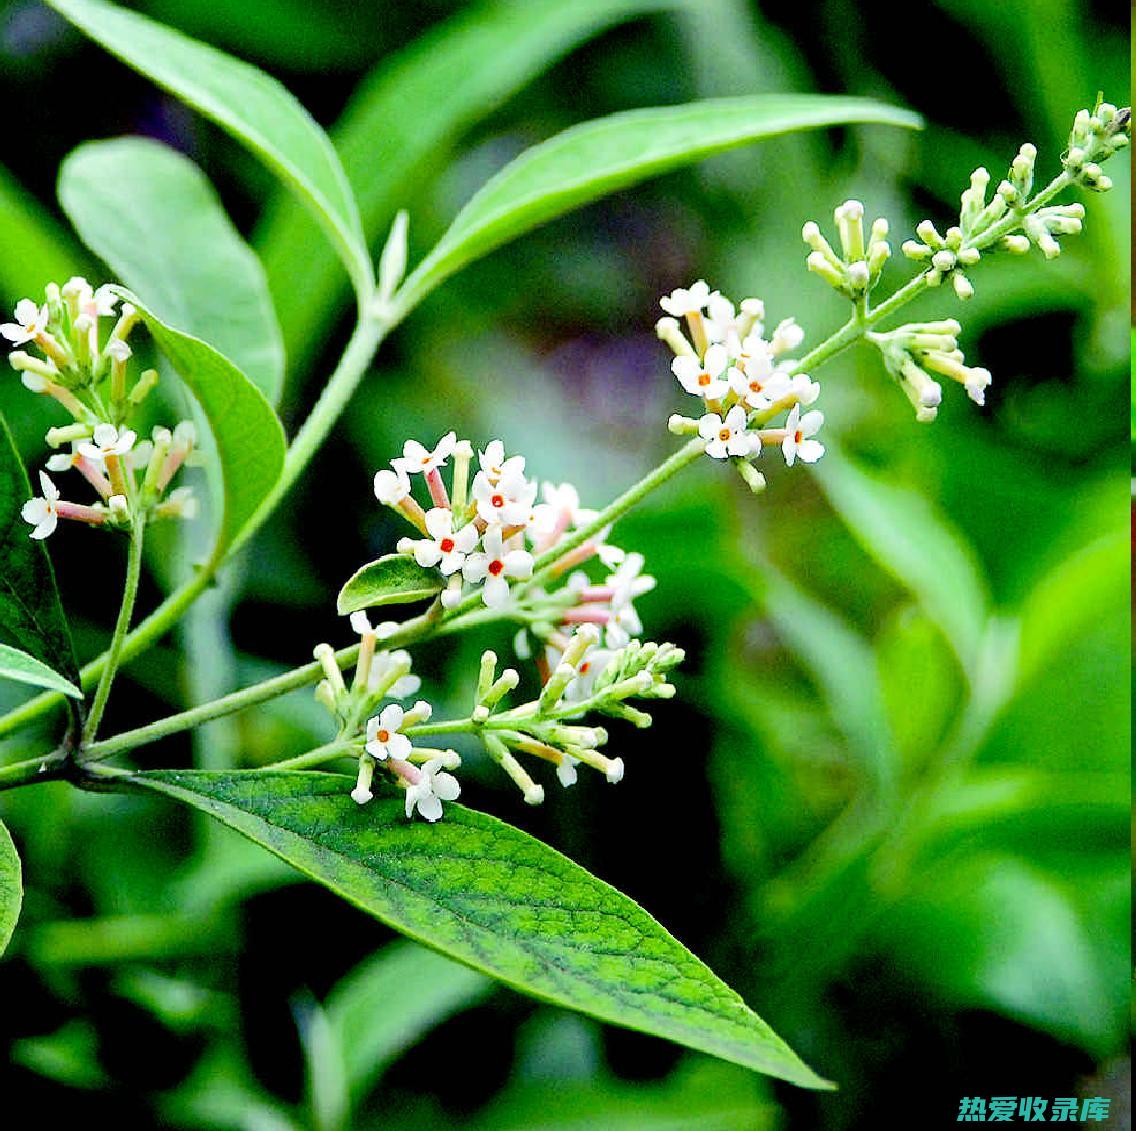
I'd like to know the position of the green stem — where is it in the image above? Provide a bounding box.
[270,740,358,771]
[82,515,145,745]
[0,749,69,792]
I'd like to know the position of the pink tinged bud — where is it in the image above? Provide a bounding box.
[562,606,611,625]
[578,585,615,604]
[424,467,450,510]
[56,500,107,525]
[388,758,421,786]
[548,539,601,578]
[76,456,113,499]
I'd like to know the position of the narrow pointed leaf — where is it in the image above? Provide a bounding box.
[0,412,79,685]
[0,818,21,957]
[325,942,492,1100]
[59,138,285,404]
[398,94,921,309]
[257,0,686,369]
[336,555,444,614]
[45,0,372,300]
[115,292,286,558]
[121,769,832,1088]
[0,644,82,698]
[813,451,988,674]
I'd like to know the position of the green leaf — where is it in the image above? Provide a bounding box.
[397,94,921,309]
[0,411,79,685]
[115,292,286,558]
[812,451,988,675]
[122,769,832,1088]
[45,0,372,301]
[324,941,492,1101]
[0,818,21,957]
[0,161,94,305]
[58,137,285,404]
[336,555,444,614]
[1015,526,1128,692]
[0,643,81,699]
[754,564,894,788]
[257,0,686,369]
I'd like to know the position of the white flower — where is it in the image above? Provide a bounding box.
[604,551,655,647]
[364,703,413,762]
[789,373,821,405]
[728,346,792,410]
[659,280,713,317]
[349,610,400,639]
[782,404,825,466]
[564,647,615,702]
[104,338,131,363]
[81,284,118,320]
[78,423,136,462]
[471,468,536,527]
[404,756,461,822]
[1,299,48,345]
[369,651,421,699]
[478,439,525,484]
[374,464,412,504]
[671,343,732,399]
[964,367,992,406]
[770,317,804,355]
[705,294,765,343]
[351,756,375,805]
[462,527,533,607]
[411,508,479,574]
[400,431,457,474]
[556,754,579,787]
[699,405,761,460]
[21,471,60,539]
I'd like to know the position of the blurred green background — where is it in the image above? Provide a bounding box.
[0,0,1129,1127]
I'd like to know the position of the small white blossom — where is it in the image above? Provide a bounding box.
[374,464,412,504]
[78,423,136,463]
[659,279,713,317]
[370,651,421,699]
[1,299,48,345]
[782,404,825,466]
[349,611,400,640]
[728,346,792,410]
[671,343,732,400]
[404,756,461,822]
[463,527,533,607]
[563,646,615,702]
[478,439,525,484]
[964,367,992,406]
[364,703,413,762]
[789,373,821,405]
[21,471,60,539]
[699,405,761,460]
[770,317,804,355]
[400,431,457,474]
[81,284,119,321]
[411,507,479,574]
[705,294,764,343]
[556,754,579,787]
[351,756,375,805]
[471,468,536,527]
[605,551,655,647]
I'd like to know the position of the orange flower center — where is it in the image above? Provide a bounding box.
[491,494,504,508]
[794,430,803,443]
[698,372,712,386]
[718,428,731,441]
[377,729,390,743]
[440,537,455,553]
[488,559,504,576]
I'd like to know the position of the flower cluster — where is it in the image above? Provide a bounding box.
[311,617,462,823]
[868,320,991,417]
[3,278,197,538]
[656,282,824,485]
[374,434,648,629]
[460,626,682,804]
[803,199,891,299]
